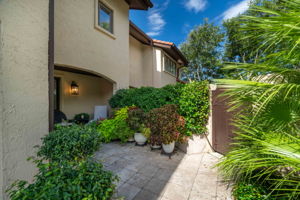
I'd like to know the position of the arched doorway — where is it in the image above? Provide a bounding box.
[53,65,115,124]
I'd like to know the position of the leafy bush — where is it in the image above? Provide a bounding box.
[233,182,274,200]
[109,84,184,112]
[98,107,134,143]
[162,83,185,105]
[38,125,101,162]
[7,159,117,200]
[109,82,210,136]
[74,113,90,124]
[127,107,146,132]
[179,81,209,135]
[147,104,185,144]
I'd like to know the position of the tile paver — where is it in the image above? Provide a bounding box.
[95,142,232,200]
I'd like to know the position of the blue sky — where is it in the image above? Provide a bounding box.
[130,0,251,46]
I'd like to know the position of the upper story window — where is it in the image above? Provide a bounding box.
[164,55,177,76]
[98,1,113,34]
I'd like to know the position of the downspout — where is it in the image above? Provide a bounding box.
[150,39,155,87]
[48,0,55,131]
[0,19,4,200]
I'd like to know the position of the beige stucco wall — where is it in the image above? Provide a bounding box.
[129,38,178,88]
[152,48,177,88]
[55,0,130,90]
[0,1,49,199]
[129,36,153,88]
[54,70,113,119]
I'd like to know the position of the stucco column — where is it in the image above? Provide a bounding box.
[0,0,50,199]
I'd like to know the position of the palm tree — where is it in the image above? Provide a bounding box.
[217,0,300,199]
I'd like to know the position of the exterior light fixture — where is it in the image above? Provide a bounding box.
[71,81,79,95]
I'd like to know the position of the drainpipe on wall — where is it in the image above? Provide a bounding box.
[48,0,55,131]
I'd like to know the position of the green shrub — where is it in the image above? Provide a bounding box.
[162,83,185,105]
[98,107,134,143]
[109,82,210,136]
[38,125,101,162]
[179,81,209,135]
[7,159,118,200]
[147,104,185,144]
[109,84,184,112]
[127,107,146,132]
[233,182,274,200]
[109,88,136,109]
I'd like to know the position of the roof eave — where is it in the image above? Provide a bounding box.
[153,42,188,66]
[125,0,153,10]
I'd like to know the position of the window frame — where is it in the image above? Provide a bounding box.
[95,0,115,39]
[163,53,178,77]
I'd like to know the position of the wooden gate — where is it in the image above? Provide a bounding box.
[211,88,235,155]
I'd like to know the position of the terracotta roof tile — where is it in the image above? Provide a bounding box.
[153,39,174,46]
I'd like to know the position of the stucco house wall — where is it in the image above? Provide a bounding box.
[160,53,178,86]
[0,1,50,199]
[142,45,155,86]
[55,0,130,91]
[129,36,145,87]
[54,70,113,119]
[129,36,154,88]
[152,48,177,88]
[129,37,179,88]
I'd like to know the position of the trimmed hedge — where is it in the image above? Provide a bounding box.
[109,82,210,135]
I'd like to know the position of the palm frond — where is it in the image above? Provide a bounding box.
[217,119,300,199]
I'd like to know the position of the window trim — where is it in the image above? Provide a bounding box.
[95,0,115,39]
[163,53,178,77]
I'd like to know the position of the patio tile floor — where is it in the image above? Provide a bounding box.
[94,142,232,200]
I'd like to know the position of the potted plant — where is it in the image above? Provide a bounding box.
[148,104,185,154]
[74,113,90,125]
[146,111,162,150]
[127,107,148,145]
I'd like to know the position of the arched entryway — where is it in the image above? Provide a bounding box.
[53,64,115,124]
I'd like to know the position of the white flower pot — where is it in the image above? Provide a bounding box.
[162,141,175,154]
[134,133,147,145]
[150,144,161,150]
[128,136,135,142]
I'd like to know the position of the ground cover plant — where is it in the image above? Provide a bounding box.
[233,182,274,200]
[217,0,300,199]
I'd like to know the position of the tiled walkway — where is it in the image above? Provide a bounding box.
[94,142,232,200]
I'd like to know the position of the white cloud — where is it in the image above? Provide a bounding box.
[222,0,251,20]
[184,0,207,13]
[147,31,160,37]
[146,1,169,37]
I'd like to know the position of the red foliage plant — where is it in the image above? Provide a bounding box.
[146,104,186,144]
